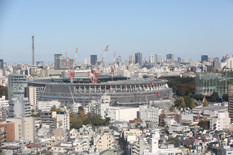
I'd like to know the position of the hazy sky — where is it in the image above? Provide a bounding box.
[0,0,233,63]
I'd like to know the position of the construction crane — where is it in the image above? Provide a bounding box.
[197,95,206,122]
[65,48,78,83]
[149,81,170,112]
[111,51,116,81]
[43,63,54,77]
[89,45,109,83]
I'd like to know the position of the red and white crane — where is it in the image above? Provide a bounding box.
[111,51,116,81]
[197,95,206,122]
[65,48,78,83]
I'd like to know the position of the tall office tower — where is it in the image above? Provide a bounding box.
[178,57,181,63]
[55,58,74,70]
[149,54,155,63]
[0,59,3,69]
[36,61,43,67]
[135,52,142,66]
[228,85,233,123]
[117,56,122,65]
[213,57,220,68]
[166,54,174,63]
[90,55,97,65]
[8,75,27,100]
[54,54,62,69]
[129,55,135,64]
[156,54,163,63]
[201,55,208,62]
[32,36,35,65]
[84,58,87,65]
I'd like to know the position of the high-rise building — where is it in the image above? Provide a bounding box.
[155,54,163,64]
[55,58,74,70]
[229,85,233,123]
[149,54,155,63]
[36,61,43,67]
[8,98,31,118]
[28,86,39,110]
[135,52,142,66]
[177,57,181,63]
[129,55,135,64]
[201,55,208,63]
[90,55,97,65]
[8,75,27,100]
[117,56,122,65]
[54,54,62,69]
[213,58,220,68]
[166,54,174,63]
[0,59,4,69]
[84,58,87,65]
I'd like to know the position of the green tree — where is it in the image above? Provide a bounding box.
[169,106,174,112]
[180,97,186,108]
[31,109,35,113]
[79,110,88,121]
[203,99,209,107]
[184,96,192,109]
[190,99,196,109]
[78,106,84,111]
[211,92,219,102]
[177,90,186,96]
[222,94,229,101]
[167,137,181,147]
[50,105,58,111]
[0,86,8,99]
[198,120,209,129]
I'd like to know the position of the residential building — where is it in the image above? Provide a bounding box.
[222,146,233,155]
[57,111,70,130]
[7,117,35,143]
[53,128,68,141]
[0,96,9,108]
[229,85,233,123]
[37,100,60,112]
[95,132,115,152]
[210,111,231,130]
[8,98,31,118]
[90,55,97,65]
[41,111,57,132]
[139,106,160,126]
[105,107,139,121]
[28,86,39,110]
[135,52,142,66]
[0,119,15,143]
[8,74,27,100]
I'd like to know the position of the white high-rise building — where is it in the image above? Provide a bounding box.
[210,111,231,131]
[57,111,70,130]
[155,54,163,63]
[129,55,135,64]
[37,101,61,112]
[84,58,87,65]
[149,54,155,63]
[28,86,39,110]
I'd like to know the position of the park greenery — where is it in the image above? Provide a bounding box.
[70,106,110,129]
[0,86,8,99]
[167,137,181,147]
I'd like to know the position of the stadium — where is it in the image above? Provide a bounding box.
[28,76,172,109]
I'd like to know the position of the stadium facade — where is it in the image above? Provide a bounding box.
[28,77,172,109]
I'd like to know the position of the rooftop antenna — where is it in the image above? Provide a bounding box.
[32,36,35,65]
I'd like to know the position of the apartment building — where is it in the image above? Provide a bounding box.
[56,111,70,130]
[210,111,231,131]
[0,119,15,144]
[95,132,115,152]
[41,111,57,132]
[37,100,60,112]
[8,98,31,118]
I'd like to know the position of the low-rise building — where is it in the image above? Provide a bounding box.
[37,100,60,112]
[210,111,231,130]
[95,132,115,152]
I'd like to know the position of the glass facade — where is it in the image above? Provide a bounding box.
[8,75,27,100]
[195,72,233,96]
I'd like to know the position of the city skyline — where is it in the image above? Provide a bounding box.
[0,0,233,63]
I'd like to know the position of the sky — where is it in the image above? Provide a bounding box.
[0,0,233,63]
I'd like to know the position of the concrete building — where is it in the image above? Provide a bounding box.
[28,86,39,110]
[0,59,4,69]
[7,117,35,143]
[41,111,57,132]
[166,54,174,63]
[8,74,27,100]
[54,54,62,69]
[0,119,15,143]
[105,107,139,121]
[37,100,60,112]
[0,96,9,108]
[90,55,97,65]
[222,146,233,155]
[57,111,70,130]
[178,57,181,63]
[95,132,115,152]
[55,57,74,70]
[135,52,142,66]
[155,54,163,64]
[8,98,31,118]
[129,55,135,64]
[201,55,208,63]
[210,111,231,130]
[139,106,160,126]
[229,85,233,123]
